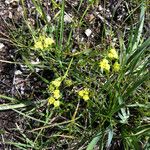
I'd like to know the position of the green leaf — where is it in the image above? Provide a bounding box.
[131,1,146,52]
[86,134,101,150]
[124,72,149,98]
[127,37,150,64]
[107,128,113,148]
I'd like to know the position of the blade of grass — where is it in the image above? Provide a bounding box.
[106,127,113,148]
[86,133,101,150]
[123,72,149,98]
[12,108,46,124]
[59,0,65,52]
[31,0,48,24]
[131,1,146,52]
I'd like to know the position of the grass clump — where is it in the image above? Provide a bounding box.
[0,0,150,149]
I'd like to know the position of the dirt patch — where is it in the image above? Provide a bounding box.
[0,1,18,148]
[0,35,16,149]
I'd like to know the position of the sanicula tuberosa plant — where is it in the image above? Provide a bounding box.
[47,77,62,108]
[1,0,150,149]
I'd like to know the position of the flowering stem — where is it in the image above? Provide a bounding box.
[62,57,74,81]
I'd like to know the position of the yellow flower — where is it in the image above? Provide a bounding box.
[44,37,54,48]
[99,59,110,72]
[53,89,61,99]
[34,35,54,50]
[107,53,114,59]
[84,88,89,95]
[34,41,43,49]
[108,48,118,59]
[54,100,60,108]
[48,96,55,105]
[39,35,46,41]
[48,84,55,92]
[64,79,73,87]
[83,94,89,101]
[78,90,84,97]
[78,88,90,101]
[51,78,61,88]
[113,62,120,72]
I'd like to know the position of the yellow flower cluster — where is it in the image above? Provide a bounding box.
[48,77,62,92]
[78,88,90,101]
[99,48,120,72]
[108,48,118,60]
[113,62,120,72]
[99,59,110,72]
[51,78,62,88]
[53,89,61,99]
[47,89,61,108]
[48,78,62,108]
[48,96,60,108]
[34,35,54,50]
[64,79,73,87]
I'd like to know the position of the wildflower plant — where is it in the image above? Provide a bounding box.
[47,77,62,108]
[34,35,55,50]
[4,0,150,150]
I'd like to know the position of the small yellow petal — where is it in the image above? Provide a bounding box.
[39,35,46,41]
[48,84,55,92]
[108,48,118,59]
[53,90,61,99]
[113,62,120,72]
[102,59,109,64]
[84,88,89,95]
[64,79,73,87]
[54,100,60,107]
[109,48,116,54]
[34,41,43,49]
[105,63,110,71]
[48,97,55,104]
[51,78,61,87]
[99,59,110,72]
[108,53,114,59]
[78,90,84,97]
[44,37,54,48]
[83,94,89,101]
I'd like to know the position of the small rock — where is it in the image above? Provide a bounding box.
[56,0,62,3]
[81,37,84,42]
[47,15,51,22]
[35,68,40,73]
[99,5,103,11]
[64,13,72,23]
[85,29,92,37]
[5,0,19,5]
[17,5,23,12]
[31,58,40,65]
[15,70,22,75]
[72,48,77,53]
[0,43,5,50]
[9,12,13,19]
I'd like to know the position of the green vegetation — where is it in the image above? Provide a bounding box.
[0,0,149,149]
